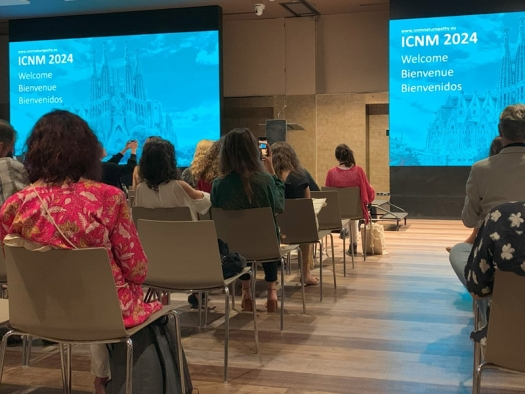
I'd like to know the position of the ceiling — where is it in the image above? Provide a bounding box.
[0,0,389,24]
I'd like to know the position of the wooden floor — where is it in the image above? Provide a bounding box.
[1,220,525,393]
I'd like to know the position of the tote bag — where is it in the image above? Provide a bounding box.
[361,221,386,255]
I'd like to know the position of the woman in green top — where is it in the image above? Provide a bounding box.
[211,128,285,312]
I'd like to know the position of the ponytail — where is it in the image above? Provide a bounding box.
[335,144,356,167]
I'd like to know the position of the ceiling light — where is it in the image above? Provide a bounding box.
[279,0,320,17]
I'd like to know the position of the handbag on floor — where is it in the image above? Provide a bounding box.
[361,221,387,255]
[105,315,193,394]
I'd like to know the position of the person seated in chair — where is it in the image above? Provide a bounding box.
[324,143,375,255]
[465,201,525,344]
[450,104,525,313]
[0,110,161,394]
[101,140,138,190]
[0,120,29,206]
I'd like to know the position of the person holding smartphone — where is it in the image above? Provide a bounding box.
[101,140,138,190]
[211,129,284,312]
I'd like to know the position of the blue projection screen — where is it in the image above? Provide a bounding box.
[390,11,525,166]
[9,31,220,167]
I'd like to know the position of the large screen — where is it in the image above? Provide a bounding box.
[390,11,525,166]
[8,7,222,167]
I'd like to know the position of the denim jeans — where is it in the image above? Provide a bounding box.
[449,242,490,326]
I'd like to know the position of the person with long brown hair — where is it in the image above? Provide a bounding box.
[211,128,284,312]
[325,143,375,255]
[272,141,318,285]
[0,110,162,394]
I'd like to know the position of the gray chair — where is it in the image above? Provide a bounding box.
[311,190,353,276]
[472,271,525,394]
[211,207,301,330]
[322,186,368,262]
[132,206,193,227]
[276,198,336,302]
[0,246,184,394]
[127,189,135,209]
[137,219,259,382]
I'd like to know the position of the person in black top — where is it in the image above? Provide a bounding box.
[101,140,138,190]
[272,141,318,285]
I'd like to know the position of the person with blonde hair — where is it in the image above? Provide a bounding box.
[272,141,318,285]
[211,128,284,312]
[193,137,223,192]
[181,139,213,188]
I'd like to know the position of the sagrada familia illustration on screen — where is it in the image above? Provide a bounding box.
[72,43,176,149]
[393,19,525,166]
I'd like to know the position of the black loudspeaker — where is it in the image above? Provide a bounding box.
[265,119,287,146]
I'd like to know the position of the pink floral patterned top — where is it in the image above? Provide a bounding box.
[0,180,161,328]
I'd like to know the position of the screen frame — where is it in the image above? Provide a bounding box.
[8,5,224,145]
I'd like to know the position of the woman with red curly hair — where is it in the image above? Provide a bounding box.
[0,110,161,394]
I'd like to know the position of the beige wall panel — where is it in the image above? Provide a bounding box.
[368,114,389,193]
[283,95,317,179]
[318,12,389,94]
[223,19,286,97]
[284,18,316,96]
[316,93,367,184]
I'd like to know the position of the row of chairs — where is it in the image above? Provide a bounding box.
[0,187,367,391]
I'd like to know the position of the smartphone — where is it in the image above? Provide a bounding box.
[258,137,268,158]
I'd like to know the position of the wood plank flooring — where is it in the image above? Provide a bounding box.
[1,220,524,393]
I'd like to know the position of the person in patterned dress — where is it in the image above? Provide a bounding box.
[0,110,161,394]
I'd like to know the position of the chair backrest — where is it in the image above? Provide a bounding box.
[128,189,135,208]
[211,207,281,261]
[0,251,6,283]
[4,246,126,341]
[132,206,193,227]
[138,220,225,290]
[322,186,362,220]
[485,270,525,371]
[311,191,342,231]
[276,199,318,244]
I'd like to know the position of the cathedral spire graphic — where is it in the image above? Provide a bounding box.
[81,43,175,153]
[516,18,525,86]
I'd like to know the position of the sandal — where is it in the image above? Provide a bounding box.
[266,284,278,313]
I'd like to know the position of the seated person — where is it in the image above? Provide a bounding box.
[133,138,211,221]
[272,141,318,285]
[0,110,162,394]
[193,137,223,193]
[101,140,138,190]
[325,143,375,255]
[180,139,213,188]
[211,128,284,312]
[0,120,29,206]
[465,201,525,344]
[446,136,504,252]
[450,104,525,294]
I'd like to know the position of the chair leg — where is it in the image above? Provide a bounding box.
[59,343,69,394]
[319,241,323,302]
[198,291,203,328]
[329,233,336,289]
[342,229,347,276]
[0,330,14,383]
[473,363,488,394]
[280,257,285,331]
[66,344,72,394]
[363,221,367,262]
[348,222,355,269]
[224,286,230,382]
[169,310,186,394]
[249,271,259,354]
[125,338,133,394]
[298,248,306,314]
[204,292,209,329]
[22,335,32,366]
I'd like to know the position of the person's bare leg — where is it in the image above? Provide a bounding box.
[241,279,252,311]
[90,344,110,394]
[300,244,317,285]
